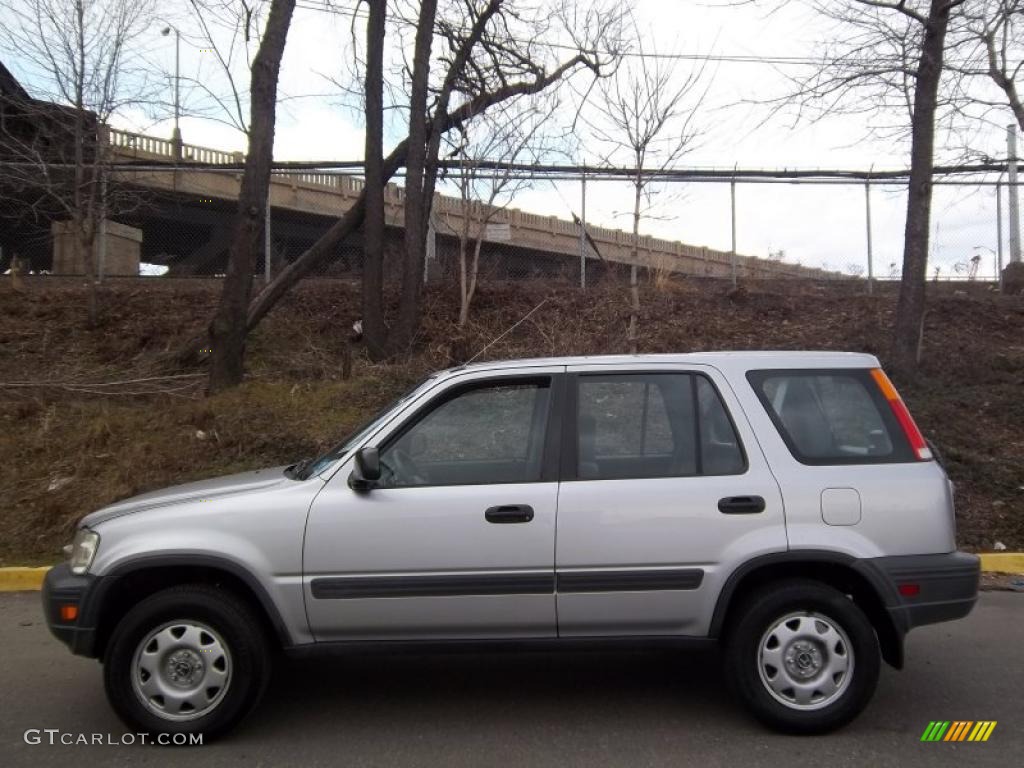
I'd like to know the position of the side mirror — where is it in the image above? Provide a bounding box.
[348,446,381,491]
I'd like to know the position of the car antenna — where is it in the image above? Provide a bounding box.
[465,297,549,366]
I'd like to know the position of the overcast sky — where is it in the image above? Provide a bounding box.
[4,0,1014,278]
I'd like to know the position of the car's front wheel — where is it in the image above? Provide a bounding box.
[103,584,271,740]
[725,579,880,734]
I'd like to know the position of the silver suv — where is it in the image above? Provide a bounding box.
[43,353,979,737]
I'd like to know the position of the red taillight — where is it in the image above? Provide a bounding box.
[870,368,932,461]
[898,583,920,597]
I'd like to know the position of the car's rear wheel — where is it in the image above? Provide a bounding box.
[725,579,880,734]
[103,584,271,740]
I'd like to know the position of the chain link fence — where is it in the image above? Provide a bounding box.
[0,130,1011,287]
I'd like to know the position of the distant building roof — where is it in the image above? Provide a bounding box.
[0,60,29,101]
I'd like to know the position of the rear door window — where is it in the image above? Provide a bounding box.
[574,373,745,480]
[747,370,913,464]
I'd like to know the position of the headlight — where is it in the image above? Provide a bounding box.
[69,529,100,575]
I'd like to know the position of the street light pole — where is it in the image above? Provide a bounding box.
[161,26,182,161]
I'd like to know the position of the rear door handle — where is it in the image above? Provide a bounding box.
[485,505,534,524]
[718,496,766,514]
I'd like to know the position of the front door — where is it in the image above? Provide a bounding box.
[555,364,787,637]
[304,369,563,641]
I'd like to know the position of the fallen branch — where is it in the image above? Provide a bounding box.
[0,373,207,389]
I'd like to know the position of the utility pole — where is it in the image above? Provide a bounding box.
[1008,125,1021,263]
[579,168,586,290]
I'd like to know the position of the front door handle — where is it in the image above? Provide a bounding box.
[718,495,766,514]
[485,504,534,524]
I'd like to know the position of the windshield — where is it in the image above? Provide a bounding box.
[301,375,439,478]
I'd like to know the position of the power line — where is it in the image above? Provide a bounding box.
[289,1,836,66]
[292,0,1021,70]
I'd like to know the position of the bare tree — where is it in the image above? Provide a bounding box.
[949,1,1024,132]
[587,21,707,353]
[0,0,155,324]
[444,100,553,327]
[206,0,296,392]
[177,0,625,371]
[180,0,263,137]
[778,1,962,379]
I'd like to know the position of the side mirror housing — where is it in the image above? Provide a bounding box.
[348,447,381,491]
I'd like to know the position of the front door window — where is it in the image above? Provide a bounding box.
[378,378,552,488]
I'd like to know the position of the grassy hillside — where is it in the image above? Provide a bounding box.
[1,277,1021,563]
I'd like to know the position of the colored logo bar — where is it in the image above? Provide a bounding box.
[921,721,997,742]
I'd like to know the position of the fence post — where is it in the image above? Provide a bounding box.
[97,165,108,282]
[264,190,272,283]
[730,177,737,287]
[864,180,874,295]
[579,167,586,290]
[997,179,1004,289]
[1008,125,1021,263]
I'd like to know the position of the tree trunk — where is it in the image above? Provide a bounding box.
[73,0,97,327]
[361,0,388,359]
[389,0,438,355]
[207,0,296,393]
[468,232,483,319]
[628,177,641,354]
[891,0,951,379]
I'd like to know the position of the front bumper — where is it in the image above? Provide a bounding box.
[864,551,980,634]
[42,563,101,658]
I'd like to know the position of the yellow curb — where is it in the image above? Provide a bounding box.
[0,566,52,592]
[0,555,1022,592]
[978,553,1024,575]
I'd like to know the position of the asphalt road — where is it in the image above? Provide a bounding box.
[1,590,1021,768]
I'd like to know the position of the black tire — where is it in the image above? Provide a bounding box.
[103,584,272,741]
[724,579,880,734]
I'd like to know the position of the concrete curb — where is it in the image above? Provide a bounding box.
[978,553,1024,575]
[0,567,52,592]
[1,556,1023,592]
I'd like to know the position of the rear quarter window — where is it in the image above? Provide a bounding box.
[747,369,915,465]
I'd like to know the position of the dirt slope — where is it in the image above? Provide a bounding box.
[0,276,1021,563]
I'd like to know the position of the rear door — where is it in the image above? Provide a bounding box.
[743,367,955,556]
[555,363,786,637]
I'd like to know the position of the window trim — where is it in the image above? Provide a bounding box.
[562,370,748,482]
[746,368,916,466]
[370,373,564,489]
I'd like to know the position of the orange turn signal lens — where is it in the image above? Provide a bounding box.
[59,604,79,622]
[870,368,932,461]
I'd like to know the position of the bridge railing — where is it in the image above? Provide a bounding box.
[107,127,241,166]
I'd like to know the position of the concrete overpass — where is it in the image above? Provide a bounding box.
[97,127,833,280]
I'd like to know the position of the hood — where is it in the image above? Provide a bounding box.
[81,466,291,527]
